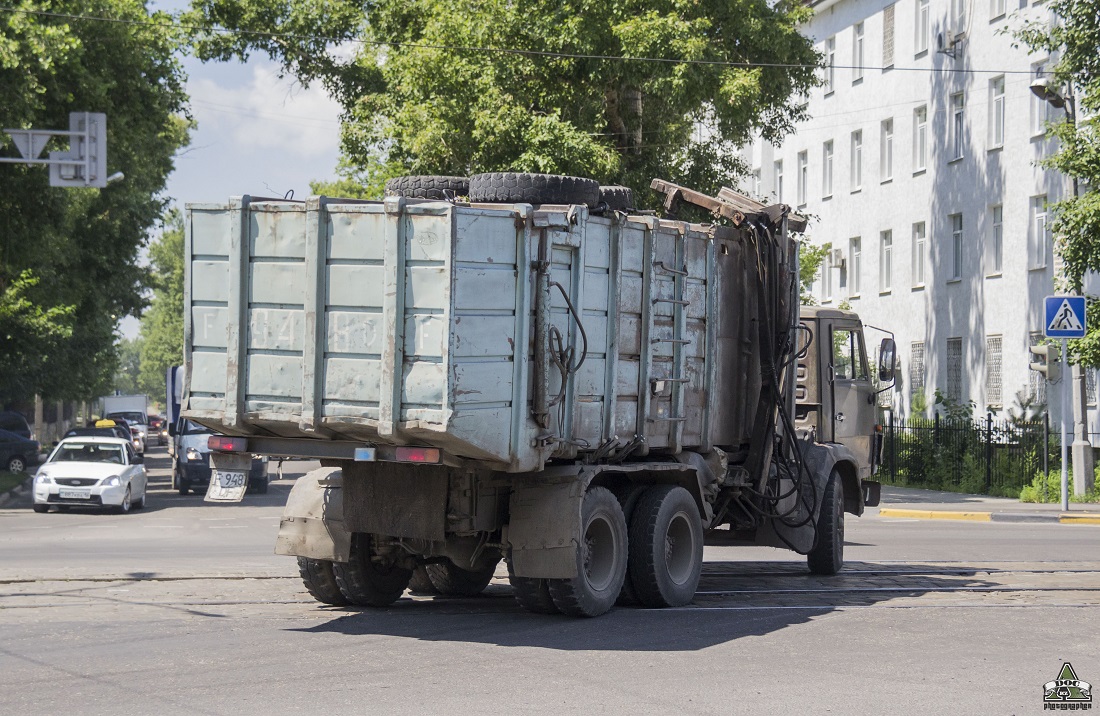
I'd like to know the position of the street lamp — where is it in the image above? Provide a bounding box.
[1029,76,1094,499]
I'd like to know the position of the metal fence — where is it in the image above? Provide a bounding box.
[882,413,1055,497]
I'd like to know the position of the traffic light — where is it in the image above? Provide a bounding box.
[1029,343,1062,381]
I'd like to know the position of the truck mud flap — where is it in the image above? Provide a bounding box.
[508,480,583,579]
[275,467,351,562]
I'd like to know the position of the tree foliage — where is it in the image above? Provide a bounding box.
[137,212,185,403]
[1014,0,1100,366]
[0,1,190,406]
[184,0,819,201]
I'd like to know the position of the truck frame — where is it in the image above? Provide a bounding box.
[181,177,894,616]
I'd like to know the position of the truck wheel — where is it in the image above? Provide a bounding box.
[807,470,845,576]
[547,486,628,617]
[384,175,469,200]
[614,484,648,606]
[628,485,703,608]
[507,561,559,614]
[408,566,438,594]
[598,185,634,211]
[469,172,600,207]
[332,533,412,607]
[425,559,498,596]
[297,557,350,606]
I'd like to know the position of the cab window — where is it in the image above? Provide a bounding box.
[831,328,868,381]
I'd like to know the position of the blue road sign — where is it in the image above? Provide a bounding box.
[1044,295,1087,338]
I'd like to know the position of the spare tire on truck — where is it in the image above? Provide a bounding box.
[384,175,469,200]
[598,185,634,211]
[468,172,600,207]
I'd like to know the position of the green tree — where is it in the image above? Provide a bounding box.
[798,242,828,305]
[184,0,819,201]
[1014,1,1100,366]
[138,212,185,402]
[0,1,190,406]
[113,336,143,395]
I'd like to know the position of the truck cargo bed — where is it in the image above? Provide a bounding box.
[183,196,788,472]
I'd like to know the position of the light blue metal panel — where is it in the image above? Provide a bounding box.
[191,262,229,303]
[299,197,326,432]
[327,207,386,261]
[452,362,514,404]
[378,197,408,438]
[190,208,231,257]
[191,307,228,348]
[404,314,445,358]
[327,265,384,307]
[405,266,448,310]
[223,197,250,429]
[401,363,445,406]
[325,310,385,356]
[250,207,306,258]
[251,263,306,305]
[453,209,519,264]
[452,267,517,310]
[247,309,305,351]
[247,354,302,400]
[452,316,517,357]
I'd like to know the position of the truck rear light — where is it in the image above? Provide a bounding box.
[208,436,249,452]
[395,447,441,464]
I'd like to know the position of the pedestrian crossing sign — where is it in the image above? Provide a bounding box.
[1044,295,1087,338]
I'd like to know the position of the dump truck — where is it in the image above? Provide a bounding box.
[180,174,894,617]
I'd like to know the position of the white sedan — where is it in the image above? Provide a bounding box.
[32,436,148,514]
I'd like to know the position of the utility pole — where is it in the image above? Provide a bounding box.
[1030,77,1094,496]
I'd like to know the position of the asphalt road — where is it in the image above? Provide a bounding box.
[2,447,1099,715]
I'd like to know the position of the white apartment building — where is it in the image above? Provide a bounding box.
[745,0,1096,424]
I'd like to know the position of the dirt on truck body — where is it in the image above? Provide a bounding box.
[181,174,894,616]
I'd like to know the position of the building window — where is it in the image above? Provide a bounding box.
[915,0,930,55]
[850,237,862,296]
[1031,62,1052,136]
[946,338,963,402]
[851,130,863,191]
[1029,332,1047,403]
[1030,195,1049,269]
[752,169,761,199]
[825,37,836,94]
[985,335,1003,407]
[823,140,834,197]
[853,23,865,83]
[989,76,1005,149]
[773,160,783,202]
[883,4,895,68]
[910,341,926,404]
[880,230,893,292]
[913,222,927,287]
[951,93,965,160]
[950,0,967,33]
[880,118,894,182]
[914,105,928,172]
[990,0,1006,20]
[989,205,1003,275]
[949,213,963,281]
[797,151,808,206]
[821,261,834,303]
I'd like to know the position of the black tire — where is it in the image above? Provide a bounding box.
[469,172,600,207]
[425,560,498,597]
[598,185,634,211]
[547,486,628,617]
[614,484,649,606]
[332,533,412,607]
[408,566,438,594]
[32,504,48,513]
[628,485,704,608]
[807,470,845,575]
[7,455,25,473]
[507,561,559,615]
[297,557,350,606]
[384,175,469,200]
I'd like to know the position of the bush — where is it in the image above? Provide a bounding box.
[1019,468,1100,503]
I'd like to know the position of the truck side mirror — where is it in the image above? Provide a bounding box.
[877,338,897,383]
[168,422,177,437]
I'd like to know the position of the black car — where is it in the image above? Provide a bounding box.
[0,411,32,440]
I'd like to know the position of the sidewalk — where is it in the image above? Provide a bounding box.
[875,486,1100,524]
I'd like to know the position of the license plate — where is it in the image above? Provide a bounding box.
[58,489,91,500]
[206,470,248,502]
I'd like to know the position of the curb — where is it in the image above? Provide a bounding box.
[0,475,33,508]
[879,507,1100,525]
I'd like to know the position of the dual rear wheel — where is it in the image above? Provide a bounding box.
[508,484,705,617]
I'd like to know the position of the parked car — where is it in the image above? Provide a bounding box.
[172,419,267,495]
[0,410,32,440]
[32,436,147,513]
[0,428,39,473]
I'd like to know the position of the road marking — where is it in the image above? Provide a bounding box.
[208,525,246,529]
[1060,515,1100,525]
[878,508,993,521]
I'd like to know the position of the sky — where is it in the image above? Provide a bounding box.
[119,2,344,338]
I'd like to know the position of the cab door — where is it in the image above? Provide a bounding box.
[828,321,875,476]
